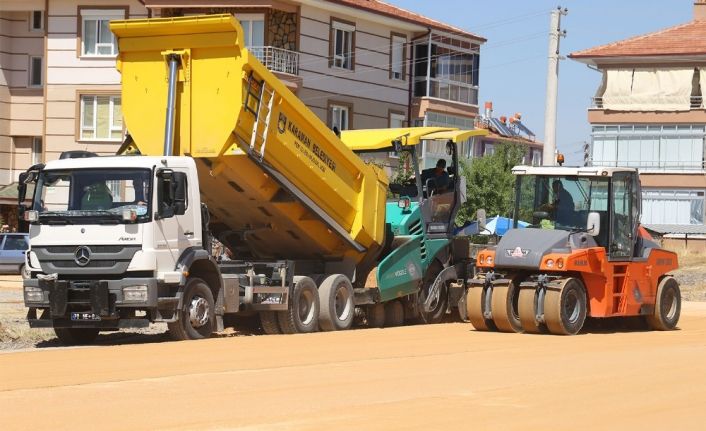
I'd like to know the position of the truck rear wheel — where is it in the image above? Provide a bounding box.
[384,300,404,327]
[544,278,587,335]
[278,276,320,334]
[490,281,522,333]
[318,274,354,331]
[260,312,282,334]
[168,277,215,341]
[54,328,99,345]
[646,276,681,331]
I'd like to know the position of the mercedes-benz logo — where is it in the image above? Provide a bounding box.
[74,246,91,267]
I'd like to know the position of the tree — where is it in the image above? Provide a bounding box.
[456,141,527,225]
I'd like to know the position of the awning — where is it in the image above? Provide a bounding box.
[0,182,34,206]
[340,127,486,152]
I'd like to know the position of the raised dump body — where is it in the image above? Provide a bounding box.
[110,15,387,265]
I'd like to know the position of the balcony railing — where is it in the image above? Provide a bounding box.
[249,46,299,76]
[590,160,705,171]
[591,97,703,109]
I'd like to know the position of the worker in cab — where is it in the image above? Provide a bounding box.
[551,180,576,227]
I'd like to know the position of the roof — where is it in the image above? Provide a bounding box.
[141,0,485,41]
[511,166,637,177]
[644,224,706,236]
[570,20,706,61]
[42,156,195,171]
[326,0,485,41]
[340,127,487,151]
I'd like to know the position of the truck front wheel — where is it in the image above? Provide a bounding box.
[168,277,216,341]
[54,328,99,345]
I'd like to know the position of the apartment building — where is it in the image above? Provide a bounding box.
[569,1,706,231]
[0,0,485,229]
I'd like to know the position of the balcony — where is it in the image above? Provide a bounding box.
[249,46,299,76]
[419,78,479,106]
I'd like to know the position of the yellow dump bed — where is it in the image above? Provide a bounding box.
[111,15,387,262]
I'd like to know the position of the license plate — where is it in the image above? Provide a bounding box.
[70,312,101,321]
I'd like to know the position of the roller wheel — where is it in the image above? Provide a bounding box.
[367,303,385,328]
[167,277,216,341]
[260,312,282,334]
[518,287,544,334]
[277,276,320,334]
[490,282,523,333]
[54,328,99,345]
[646,276,681,331]
[544,278,587,335]
[466,287,496,331]
[384,300,404,327]
[318,274,354,331]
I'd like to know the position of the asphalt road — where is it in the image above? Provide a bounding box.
[2,303,706,430]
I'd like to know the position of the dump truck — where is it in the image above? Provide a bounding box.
[466,165,681,335]
[18,14,486,344]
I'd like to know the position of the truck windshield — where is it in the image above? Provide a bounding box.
[515,175,609,231]
[32,168,152,224]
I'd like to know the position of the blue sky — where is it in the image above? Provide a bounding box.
[386,0,693,163]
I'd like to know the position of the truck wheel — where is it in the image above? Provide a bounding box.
[20,264,31,280]
[544,278,587,335]
[418,264,449,324]
[367,303,385,328]
[278,276,319,334]
[647,276,681,331]
[260,312,282,334]
[384,300,404,327]
[54,328,99,345]
[318,274,354,331]
[168,277,215,341]
[490,281,522,333]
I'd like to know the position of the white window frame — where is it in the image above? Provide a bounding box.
[32,137,42,165]
[391,35,406,80]
[79,95,123,141]
[332,20,355,70]
[30,10,44,31]
[80,9,123,58]
[331,104,349,131]
[28,56,43,88]
[236,13,265,48]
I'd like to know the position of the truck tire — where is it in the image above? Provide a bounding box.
[647,276,681,331]
[168,277,215,341]
[318,274,354,331]
[54,328,99,345]
[367,303,385,328]
[260,312,282,334]
[384,300,404,327]
[278,276,320,334]
[20,264,31,280]
[418,262,448,324]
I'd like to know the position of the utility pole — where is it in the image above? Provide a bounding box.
[542,6,568,166]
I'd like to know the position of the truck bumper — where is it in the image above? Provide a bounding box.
[23,277,173,329]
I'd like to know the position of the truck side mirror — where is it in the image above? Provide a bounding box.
[587,212,601,236]
[477,209,487,229]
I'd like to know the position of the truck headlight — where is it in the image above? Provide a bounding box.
[123,285,148,302]
[24,286,44,303]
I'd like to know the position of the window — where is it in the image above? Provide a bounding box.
[80,9,124,57]
[1,236,28,251]
[389,112,405,129]
[390,34,406,80]
[32,137,42,165]
[331,20,355,70]
[79,95,123,141]
[237,13,265,48]
[642,189,705,225]
[29,56,42,87]
[330,104,350,131]
[30,11,43,31]
[484,143,495,156]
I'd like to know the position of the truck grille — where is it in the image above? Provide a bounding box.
[32,245,141,275]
